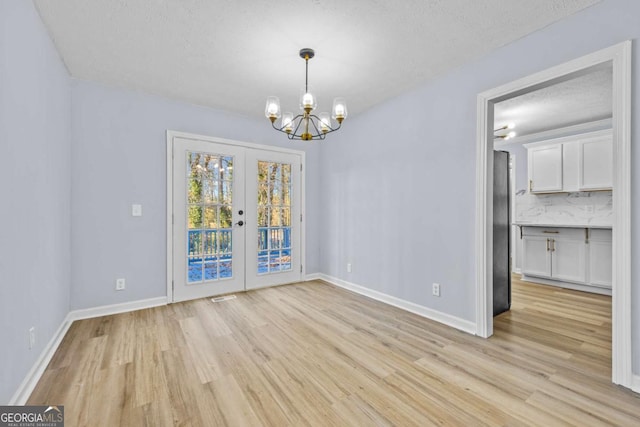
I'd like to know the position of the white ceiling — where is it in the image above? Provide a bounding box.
[494,64,612,138]
[35,0,600,118]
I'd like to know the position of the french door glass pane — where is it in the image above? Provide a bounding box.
[256,160,293,275]
[186,151,234,283]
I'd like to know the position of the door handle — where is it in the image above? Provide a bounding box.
[546,238,550,251]
[235,220,244,226]
[551,239,555,252]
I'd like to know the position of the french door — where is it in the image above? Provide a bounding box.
[171,135,302,302]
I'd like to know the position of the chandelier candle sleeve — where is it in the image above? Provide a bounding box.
[300,89,317,111]
[332,98,347,122]
[266,48,346,141]
[319,112,331,132]
[282,112,294,133]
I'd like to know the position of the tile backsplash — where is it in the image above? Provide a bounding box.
[515,191,612,226]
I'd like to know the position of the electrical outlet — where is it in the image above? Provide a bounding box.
[432,283,441,297]
[116,278,126,291]
[29,327,36,349]
[347,263,352,273]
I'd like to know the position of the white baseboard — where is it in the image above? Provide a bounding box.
[9,296,168,405]
[315,274,476,335]
[633,375,640,394]
[520,275,611,296]
[67,296,167,321]
[9,316,72,405]
[305,273,322,281]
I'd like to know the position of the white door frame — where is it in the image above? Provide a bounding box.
[166,130,306,303]
[474,41,632,388]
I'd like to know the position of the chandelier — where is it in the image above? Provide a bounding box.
[265,48,347,141]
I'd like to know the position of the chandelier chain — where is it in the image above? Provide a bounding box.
[305,57,309,93]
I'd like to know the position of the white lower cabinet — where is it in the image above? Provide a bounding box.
[551,236,586,283]
[521,226,611,292]
[588,229,613,288]
[522,235,550,277]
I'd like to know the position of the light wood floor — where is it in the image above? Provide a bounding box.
[29,277,640,426]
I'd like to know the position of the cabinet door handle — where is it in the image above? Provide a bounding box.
[543,230,559,234]
[546,238,550,251]
[529,180,533,192]
[551,239,556,252]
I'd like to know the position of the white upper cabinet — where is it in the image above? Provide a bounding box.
[528,145,563,193]
[526,129,612,194]
[579,132,613,190]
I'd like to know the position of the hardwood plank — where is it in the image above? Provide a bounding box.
[27,277,640,426]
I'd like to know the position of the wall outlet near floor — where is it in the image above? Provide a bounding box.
[432,283,441,297]
[29,327,36,349]
[347,263,352,273]
[116,278,126,291]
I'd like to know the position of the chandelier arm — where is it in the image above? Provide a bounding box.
[307,114,321,138]
[272,114,305,132]
[308,113,342,133]
[291,114,305,136]
[308,115,322,136]
[326,120,342,133]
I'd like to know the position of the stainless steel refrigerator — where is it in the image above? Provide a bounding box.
[493,150,511,316]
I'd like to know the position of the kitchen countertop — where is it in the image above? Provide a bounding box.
[513,222,612,229]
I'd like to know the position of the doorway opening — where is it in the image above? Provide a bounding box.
[475,41,632,388]
[166,131,305,303]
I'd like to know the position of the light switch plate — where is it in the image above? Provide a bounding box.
[132,204,142,217]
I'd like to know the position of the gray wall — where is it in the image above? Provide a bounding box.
[322,0,640,373]
[70,80,322,310]
[0,1,71,403]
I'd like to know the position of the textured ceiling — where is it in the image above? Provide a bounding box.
[35,0,600,118]
[494,63,612,138]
